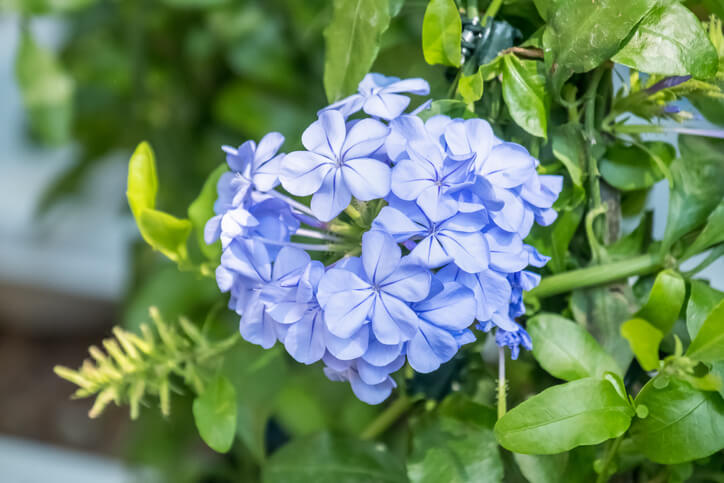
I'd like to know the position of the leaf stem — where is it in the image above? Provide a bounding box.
[360,394,416,440]
[497,346,507,419]
[595,434,624,483]
[483,0,504,20]
[528,253,663,299]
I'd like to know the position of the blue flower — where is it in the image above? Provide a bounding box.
[372,198,489,273]
[280,110,391,221]
[323,352,404,405]
[222,132,285,192]
[407,279,476,373]
[317,230,431,346]
[436,263,512,325]
[322,73,430,120]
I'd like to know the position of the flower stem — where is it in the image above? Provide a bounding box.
[360,394,416,440]
[497,346,507,420]
[528,253,663,299]
[595,434,624,483]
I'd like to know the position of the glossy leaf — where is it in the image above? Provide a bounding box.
[188,163,227,261]
[127,141,159,221]
[501,54,549,139]
[513,447,596,483]
[551,124,584,189]
[686,280,724,339]
[422,0,462,67]
[607,211,652,259]
[408,394,502,483]
[192,374,237,453]
[683,201,724,259]
[635,269,685,335]
[620,318,662,371]
[323,0,391,102]
[263,433,407,483]
[495,377,634,454]
[612,3,718,79]
[528,313,622,380]
[631,377,724,464]
[687,299,724,362]
[458,67,484,105]
[138,209,192,263]
[527,204,583,273]
[599,142,674,192]
[663,136,724,250]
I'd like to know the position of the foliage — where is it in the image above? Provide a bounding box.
[13,0,724,481]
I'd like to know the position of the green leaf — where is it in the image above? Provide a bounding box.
[137,209,192,263]
[551,124,585,189]
[620,318,662,371]
[612,3,718,79]
[323,0,391,102]
[528,313,622,380]
[631,377,724,464]
[160,0,230,7]
[263,433,408,483]
[682,200,724,259]
[513,447,596,483]
[127,142,159,222]
[687,299,724,362]
[421,0,462,67]
[192,374,237,453]
[607,211,653,259]
[188,163,227,261]
[686,279,724,339]
[663,136,724,250]
[542,0,656,74]
[15,28,74,145]
[495,377,634,454]
[599,142,674,192]
[418,99,471,120]
[501,54,549,139]
[11,0,99,14]
[458,67,484,105]
[634,269,686,335]
[527,204,583,273]
[408,394,502,483]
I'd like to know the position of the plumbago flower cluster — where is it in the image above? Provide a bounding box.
[205,73,562,404]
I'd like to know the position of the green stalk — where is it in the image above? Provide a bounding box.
[497,346,507,419]
[595,434,624,483]
[483,0,504,20]
[528,254,663,299]
[360,394,416,440]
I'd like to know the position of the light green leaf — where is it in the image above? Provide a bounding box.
[408,394,501,483]
[192,374,237,453]
[126,142,158,221]
[600,142,674,192]
[494,377,634,454]
[634,269,685,335]
[620,318,662,371]
[683,201,724,259]
[513,447,596,483]
[686,280,724,339]
[323,0,391,102]
[418,99,470,120]
[458,67,484,105]
[542,0,656,74]
[552,124,584,189]
[188,163,227,261]
[663,136,724,250]
[15,28,74,145]
[687,299,724,362]
[501,54,549,139]
[263,433,408,483]
[421,0,461,67]
[631,377,724,464]
[528,313,622,380]
[612,3,718,79]
[138,209,192,263]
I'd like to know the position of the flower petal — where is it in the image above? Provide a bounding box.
[323,289,374,338]
[239,302,277,349]
[280,151,334,196]
[302,110,346,158]
[363,93,411,119]
[414,281,475,331]
[410,234,452,268]
[437,230,489,273]
[283,311,326,364]
[372,206,426,241]
[380,263,431,302]
[325,324,369,360]
[382,78,430,95]
[254,132,284,167]
[390,157,436,201]
[310,168,351,222]
[341,157,391,201]
[479,142,536,188]
[348,371,395,405]
[407,320,458,373]
[416,184,458,222]
[341,118,389,159]
[362,230,401,284]
[362,338,404,366]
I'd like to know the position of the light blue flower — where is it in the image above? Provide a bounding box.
[317,230,431,346]
[222,132,285,192]
[322,73,430,120]
[436,263,512,324]
[280,110,391,221]
[323,352,404,405]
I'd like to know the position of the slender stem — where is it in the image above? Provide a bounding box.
[360,394,415,440]
[266,190,316,217]
[466,0,479,19]
[483,0,504,20]
[295,228,343,242]
[255,237,331,252]
[584,68,606,254]
[595,434,624,483]
[497,346,507,420]
[682,244,724,277]
[528,254,663,299]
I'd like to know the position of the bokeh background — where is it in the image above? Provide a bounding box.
[1,1,722,482]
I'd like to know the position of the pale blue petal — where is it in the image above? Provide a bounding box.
[438,230,489,273]
[416,185,458,222]
[323,289,374,338]
[254,132,284,168]
[362,338,404,366]
[349,371,395,405]
[407,321,458,373]
[363,93,411,119]
[410,234,452,268]
[342,157,391,200]
[489,187,525,232]
[317,267,370,307]
[390,157,436,200]
[382,78,430,95]
[222,239,271,281]
[272,246,311,281]
[414,281,476,331]
[310,169,351,222]
[215,265,234,292]
[480,143,536,188]
[361,230,401,284]
[342,118,389,159]
[379,292,420,341]
[371,206,426,241]
[379,263,431,302]
[325,324,370,360]
[320,93,365,118]
[280,151,334,196]
[239,302,277,349]
[301,110,346,158]
[204,214,222,244]
[371,294,404,345]
[252,153,283,192]
[283,311,326,364]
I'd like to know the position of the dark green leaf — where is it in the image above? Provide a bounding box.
[501,54,549,139]
[612,3,718,79]
[11,0,98,13]
[631,377,724,463]
[620,318,662,371]
[526,204,583,273]
[686,279,724,339]
[188,163,227,261]
[15,29,74,145]
[389,0,405,17]
[599,142,674,192]
[409,394,502,483]
[263,433,408,483]
[421,0,462,67]
[687,299,724,362]
[127,141,159,221]
[192,374,237,453]
[323,0,391,102]
[552,124,584,189]
[495,377,634,454]
[528,313,622,380]
[635,269,686,335]
[513,447,596,483]
[663,136,724,249]
[682,201,724,259]
[542,0,656,74]
[607,211,652,259]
